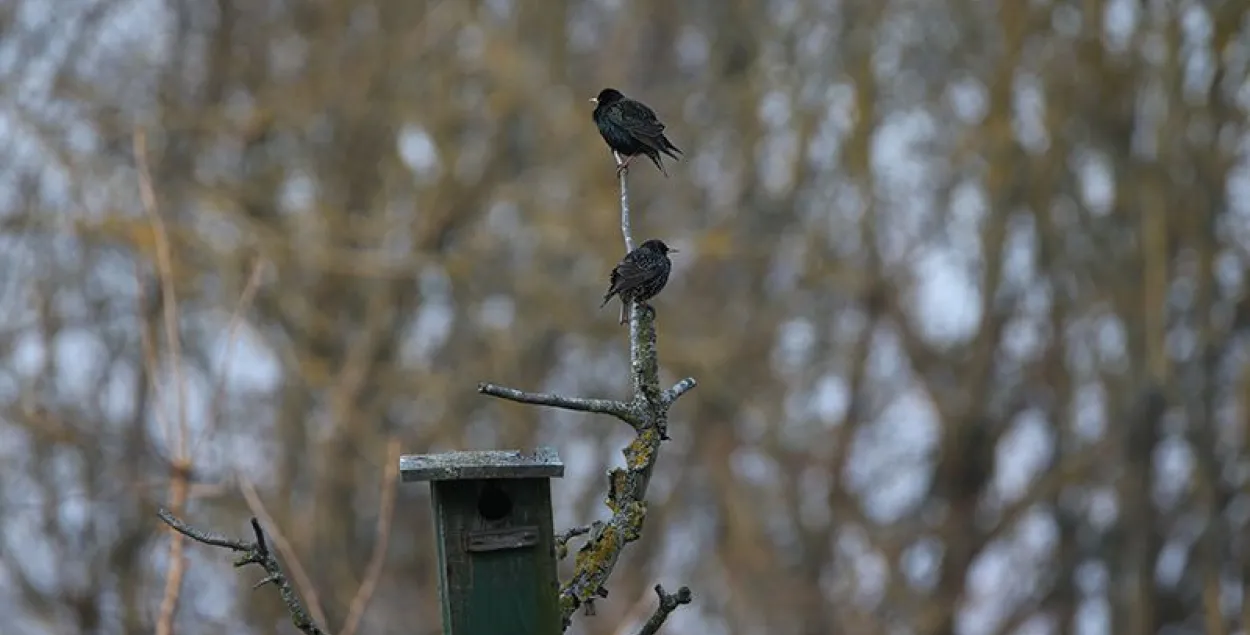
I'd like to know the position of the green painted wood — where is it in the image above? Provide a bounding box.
[404,449,563,635]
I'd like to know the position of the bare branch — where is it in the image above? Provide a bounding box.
[134,127,190,460]
[478,382,636,424]
[635,585,693,635]
[661,378,698,406]
[554,152,696,629]
[158,508,251,552]
[136,127,195,635]
[614,150,634,253]
[156,509,330,635]
[339,439,401,635]
[155,471,190,635]
[556,523,597,560]
[477,129,697,633]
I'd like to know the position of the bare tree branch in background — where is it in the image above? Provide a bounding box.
[479,151,697,629]
[339,438,401,635]
[135,127,194,635]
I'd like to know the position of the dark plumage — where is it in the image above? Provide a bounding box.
[601,239,677,325]
[590,88,683,177]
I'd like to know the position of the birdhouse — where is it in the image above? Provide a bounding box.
[400,447,564,635]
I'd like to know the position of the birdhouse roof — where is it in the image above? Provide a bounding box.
[400,447,564,482]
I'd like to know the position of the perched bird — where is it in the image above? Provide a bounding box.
[601,239,677,325]
[590,88,683,177]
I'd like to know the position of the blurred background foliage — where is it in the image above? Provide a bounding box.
[2,0,1249,634]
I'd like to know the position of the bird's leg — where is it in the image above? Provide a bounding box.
[615,154,636,175]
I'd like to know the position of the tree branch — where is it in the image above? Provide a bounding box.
[661,378,698,406]
[156,509,329,635]
[339,438,401,635]
[477,382,636,424]
[556,522,598,560]
[615,150,635,253]
[636,585,693,635]
[475,145,695,630]
[476,143,697,632]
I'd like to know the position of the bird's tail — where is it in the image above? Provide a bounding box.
[660,136,683,159]
[646,151,670,177]
[600,291,615,308]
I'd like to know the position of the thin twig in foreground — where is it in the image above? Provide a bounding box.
[614,150,634,254]
[555,523,597,560]
[477,382,636,424]
[661,377,698,406]
[635,585,693,635]
[157,509,329,635]
[615,150,645,346]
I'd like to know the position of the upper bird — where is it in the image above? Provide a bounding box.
[590,88,683,177]
[601,239,677,325]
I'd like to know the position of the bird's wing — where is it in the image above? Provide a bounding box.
[604,257,653,298]
[613,101,669,149]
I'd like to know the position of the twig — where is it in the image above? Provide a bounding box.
[339,439,401,635]
[635,585,693,635]
[157,509,329,635]
[136,270,187,635]
[156,471,189,635]
[239,478,329,628]
[478,149,697,631]
[134,127,190,465]
[615,150,645,344]
[136,127,194,635]
[555,523,597,560]
[614,150,634,253]
[477,383,637,424]
[661,378,697,406]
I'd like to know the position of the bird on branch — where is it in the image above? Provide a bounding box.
[590,88,683,177]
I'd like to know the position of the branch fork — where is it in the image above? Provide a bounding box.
[157,509,328,635]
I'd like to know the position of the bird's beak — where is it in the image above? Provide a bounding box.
[668,248,680,254]
[589,97,598,103]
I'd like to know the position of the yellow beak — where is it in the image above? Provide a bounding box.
[589,97,598,103]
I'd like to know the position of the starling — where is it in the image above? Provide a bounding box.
[590,88,683,177]
[601,239,677,325]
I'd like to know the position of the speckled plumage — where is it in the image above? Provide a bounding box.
[601,239,676,325]
[591,88,683,177]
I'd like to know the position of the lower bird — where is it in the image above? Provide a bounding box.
[590,88,683,177]
[601,239,677,325]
